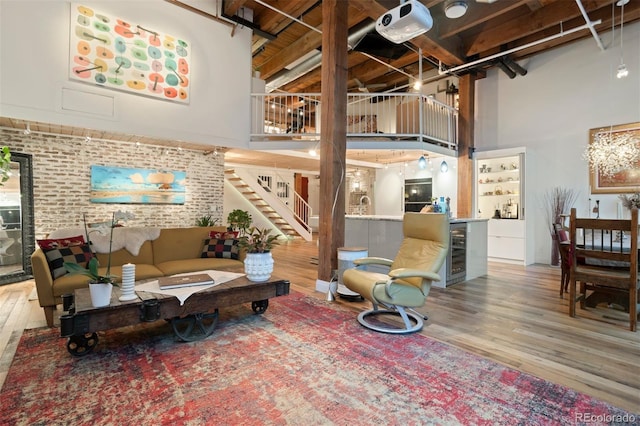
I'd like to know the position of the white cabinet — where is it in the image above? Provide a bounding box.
[487,219,525,262]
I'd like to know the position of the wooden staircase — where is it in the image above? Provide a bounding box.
[225,168,313,241]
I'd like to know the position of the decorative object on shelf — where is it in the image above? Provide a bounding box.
[91,165,186,204]
[68,4,191,103]
[586,122,640,194]
[238,227,280,282]
[227,209,252,236]
[65,211,135,306]
[119,263,137,302]
[543,187,579,266]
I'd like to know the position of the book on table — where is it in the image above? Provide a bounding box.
[158,273,214,290]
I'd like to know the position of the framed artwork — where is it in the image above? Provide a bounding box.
[90,165,186,204]
[589,122,640,194]
[69,4,191,103]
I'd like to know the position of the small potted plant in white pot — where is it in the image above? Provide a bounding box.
[238,227,280,282]
[64,211,133,307]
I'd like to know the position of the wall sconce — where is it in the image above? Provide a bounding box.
[23,123,31,135]
[440,160,449,173]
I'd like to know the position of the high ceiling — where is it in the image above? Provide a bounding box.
[2,0,638,172]
[226,0,639,94]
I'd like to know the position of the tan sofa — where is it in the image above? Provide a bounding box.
[31,226,245,327]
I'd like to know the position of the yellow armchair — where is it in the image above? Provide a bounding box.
[343,212,449,333]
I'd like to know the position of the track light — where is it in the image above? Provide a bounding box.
[440,160,449,173]
[418,155,427,169]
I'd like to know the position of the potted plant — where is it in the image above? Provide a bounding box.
[0,146,11,186]
[65,211,134,307]
[238,227,280,282]
[195,215,218,227]
[227,209,252,236]
[543,187,578,266]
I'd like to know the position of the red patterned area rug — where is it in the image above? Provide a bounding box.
[1,292,637,426]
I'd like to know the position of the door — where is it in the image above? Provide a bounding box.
[0,152,35,285]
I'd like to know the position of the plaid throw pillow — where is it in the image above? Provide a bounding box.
[43,244,94,279]
[201,238,239,260]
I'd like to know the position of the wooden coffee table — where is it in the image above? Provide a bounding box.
[59,270,290,356]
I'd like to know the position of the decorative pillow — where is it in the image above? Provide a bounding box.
[208,231,239,240]
[43,244,94,279]
[37,235,86,250]
[201,238,239,260]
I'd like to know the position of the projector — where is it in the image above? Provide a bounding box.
[376,0,433,44]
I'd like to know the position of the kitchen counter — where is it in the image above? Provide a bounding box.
[344,216,488,288]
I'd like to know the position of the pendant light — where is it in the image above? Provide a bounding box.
[418,154,427,169]
[616,0,629,79]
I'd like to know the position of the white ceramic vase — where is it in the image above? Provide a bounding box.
[89,282,113,308]
[244,252,274,282]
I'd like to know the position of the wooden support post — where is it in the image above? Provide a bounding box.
[456,73,476,219]
[318,0,348,282]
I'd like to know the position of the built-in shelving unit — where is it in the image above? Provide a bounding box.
[474,148,533,265]
[476,156,522,220]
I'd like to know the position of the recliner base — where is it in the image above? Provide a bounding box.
[357,308,424,334]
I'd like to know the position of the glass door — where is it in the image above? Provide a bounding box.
[0,152,34,285]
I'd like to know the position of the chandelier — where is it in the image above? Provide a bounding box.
[584,129,640,177]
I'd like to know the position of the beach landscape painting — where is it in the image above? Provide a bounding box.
[91,165,186,204]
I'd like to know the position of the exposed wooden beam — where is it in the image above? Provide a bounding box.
[465,0,612,57]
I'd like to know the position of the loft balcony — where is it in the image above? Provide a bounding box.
[250,93,458,157]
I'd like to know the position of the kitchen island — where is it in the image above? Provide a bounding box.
[344,215,488,288]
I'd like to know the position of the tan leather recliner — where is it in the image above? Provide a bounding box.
[343,212,449,334]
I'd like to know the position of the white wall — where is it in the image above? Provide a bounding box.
[374,155,458,217]
[0,0,252,149]
[475,21,640,264]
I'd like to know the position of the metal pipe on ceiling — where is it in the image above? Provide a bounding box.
[265,21,377,92]
[575,0,605,50]
[256,2,415,92]
[438,19,602,75]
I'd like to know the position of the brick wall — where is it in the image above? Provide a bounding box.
[0,129,225,238]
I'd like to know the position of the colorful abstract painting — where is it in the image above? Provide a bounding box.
[90,165,185,204]
[69,4,191,103]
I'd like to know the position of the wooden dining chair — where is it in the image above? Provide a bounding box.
[569,207,638,331]
[554,223,571,296]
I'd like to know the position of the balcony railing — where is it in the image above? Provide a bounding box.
[250,93,458,151]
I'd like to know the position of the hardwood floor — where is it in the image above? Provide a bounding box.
[1,237,638,413]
